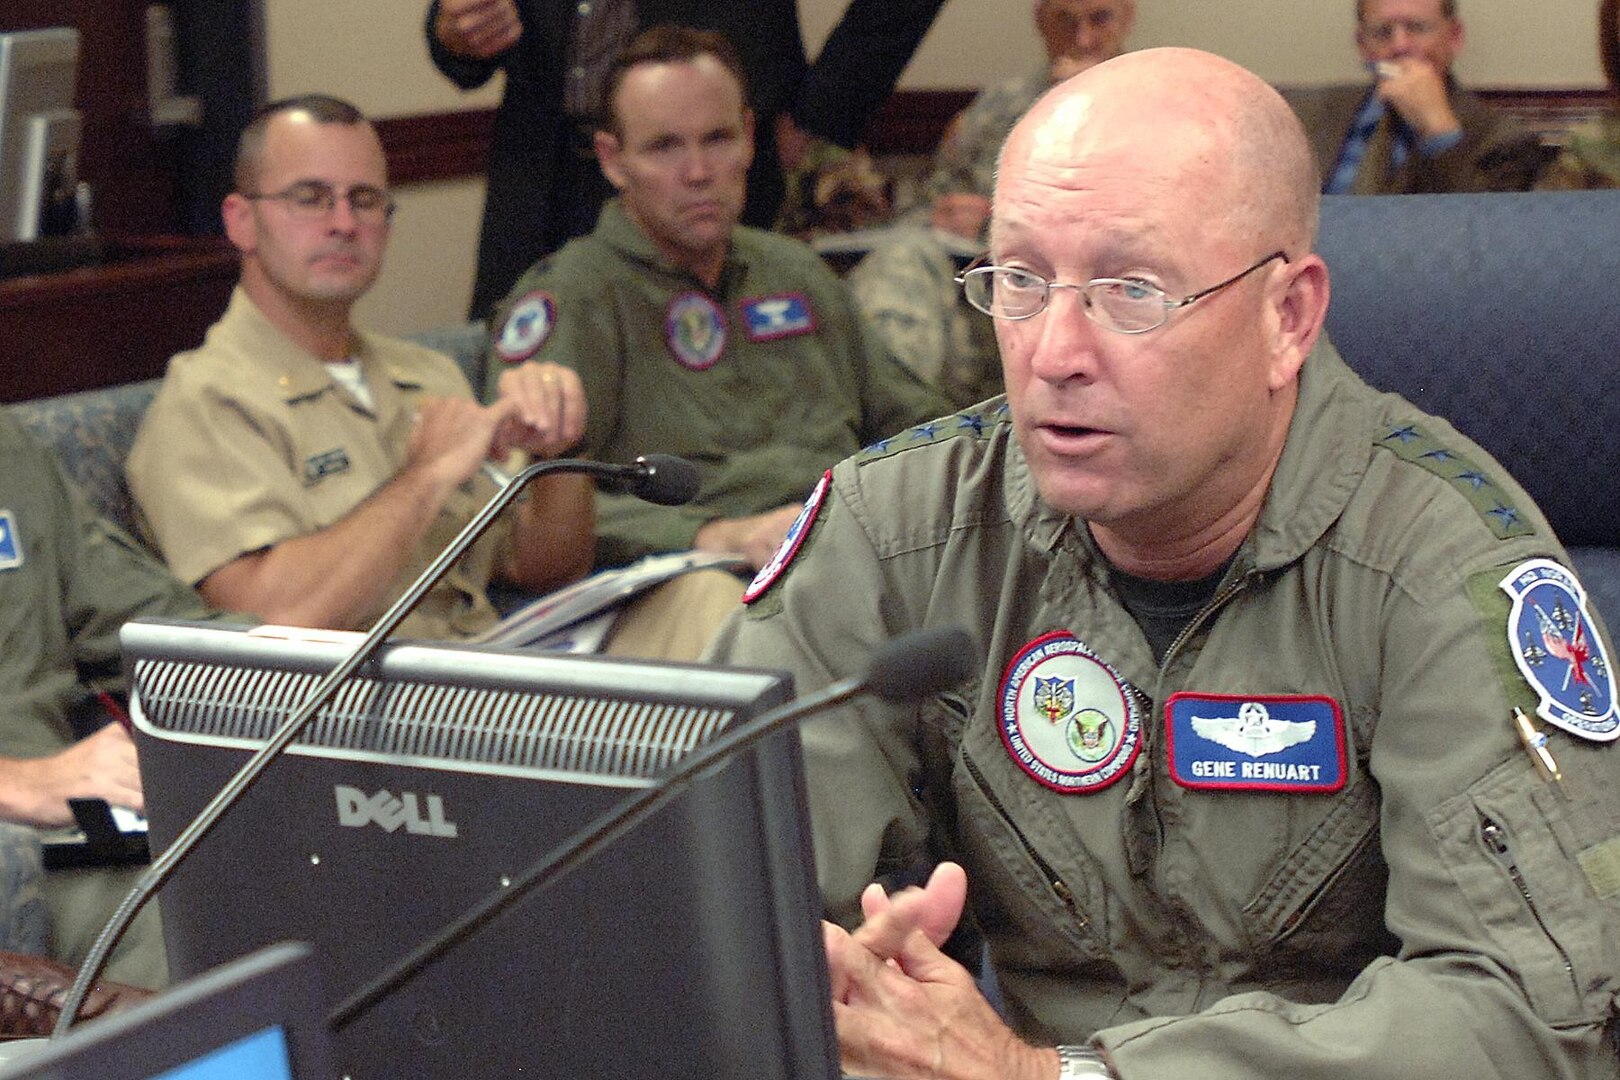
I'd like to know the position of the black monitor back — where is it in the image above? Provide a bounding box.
[123,620,837,1080]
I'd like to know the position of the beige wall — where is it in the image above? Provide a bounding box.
[265,0,1607,337]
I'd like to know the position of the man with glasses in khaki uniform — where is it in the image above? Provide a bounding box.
[1287,0,1543,194]
[129,96,593,642]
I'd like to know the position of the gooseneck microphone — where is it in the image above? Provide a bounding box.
[328,625,977,1033]
[54,453,700,1035]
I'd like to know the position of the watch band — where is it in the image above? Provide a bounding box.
[1054,1045,1115,1079]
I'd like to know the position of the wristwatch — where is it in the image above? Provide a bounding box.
[1054,1045,1115,1079]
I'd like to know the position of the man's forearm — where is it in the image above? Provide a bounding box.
[503,473,595,593]
[199,464,462,630]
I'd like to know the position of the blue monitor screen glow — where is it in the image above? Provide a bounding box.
[0,942,330,1080]
[153,1027,292,1080]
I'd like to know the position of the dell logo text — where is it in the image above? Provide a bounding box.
[334,785,459,838]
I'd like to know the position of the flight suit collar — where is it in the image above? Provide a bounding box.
[1001,339,1372,578]
[593,197,748,295]
[1248,338,1371,573]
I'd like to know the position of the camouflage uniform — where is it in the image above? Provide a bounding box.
[0,825,45,955]
[850,68,1051,409]
[1536,114,1620,190]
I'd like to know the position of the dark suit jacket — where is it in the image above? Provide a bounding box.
[427,0,946,319]
[1283,83,1546,196]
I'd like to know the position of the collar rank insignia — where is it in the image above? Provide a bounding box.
[742,471,831,604]
[494,290,557,364]
[1166,693,1347,793]
[0,511,21,570]
[666,292,727,370]
[999,632,1142,793]
[740,294,815,341]
[1500,558,1618,741]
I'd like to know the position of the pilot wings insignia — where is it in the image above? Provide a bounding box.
[1190,700,1315,758]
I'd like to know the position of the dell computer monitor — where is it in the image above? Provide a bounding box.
[0,28,80,243]
[123,620,838,1080]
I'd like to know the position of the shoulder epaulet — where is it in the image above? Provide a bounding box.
[857,399,1012,465]
[1373,422,1534,539]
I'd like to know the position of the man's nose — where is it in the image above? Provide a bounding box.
[1025,287,1102,383]
[326,195,362,233]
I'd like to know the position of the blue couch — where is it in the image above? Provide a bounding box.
[1317,191,1620,632]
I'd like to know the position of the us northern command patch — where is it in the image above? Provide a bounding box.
[998,631,1143,794]
[742,471,831,605]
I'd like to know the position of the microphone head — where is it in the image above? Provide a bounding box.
[628,454,701,507]
[864,625,977,704]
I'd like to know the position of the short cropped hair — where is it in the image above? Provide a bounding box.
[233,94,367,193]
[1356,0,1457,22]
[598,25,751,137]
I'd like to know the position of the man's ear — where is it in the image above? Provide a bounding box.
[741,107,757,171]
[1268,254,1330,391]
[221,192,255,255]
[594,130,627,191]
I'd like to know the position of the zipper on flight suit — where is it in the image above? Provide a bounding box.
[1160,573,1254,671]
[964,755,1090,935]
[1480,815,1578,997]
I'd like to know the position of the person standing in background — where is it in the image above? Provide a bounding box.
[426,0,947,319]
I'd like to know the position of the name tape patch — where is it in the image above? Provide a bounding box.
[304,448,352,484]
[741,294,815,341]
[1166,693,1347,793]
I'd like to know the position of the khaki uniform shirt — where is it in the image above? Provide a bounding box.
[129,289,505,641]
[711,343,1620,1077]
[487,199,950,568]
[0,413,209,758]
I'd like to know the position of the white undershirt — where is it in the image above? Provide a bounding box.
[325,359,374,412]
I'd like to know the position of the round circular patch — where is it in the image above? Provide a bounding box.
[999,631,1142,793]
[494,291,556,364]
[742,471,831,604]
[665,292,727,370]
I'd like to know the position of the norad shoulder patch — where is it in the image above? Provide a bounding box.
[1374,422,1533,540]
[857,399,1012,466]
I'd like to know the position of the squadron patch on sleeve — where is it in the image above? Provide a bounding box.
[740,294,815,341]
[0,511,21,570]
[999,632,1142,793]
[666,292,727,370]
[742,471,831,604]
[494,291,557,364]
[1500,558,1617,741]
[1165,693,1347,793]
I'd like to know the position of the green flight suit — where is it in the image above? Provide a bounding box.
[0,412,212,987]
[710,342,1620,1078]
[487,199,950,568]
